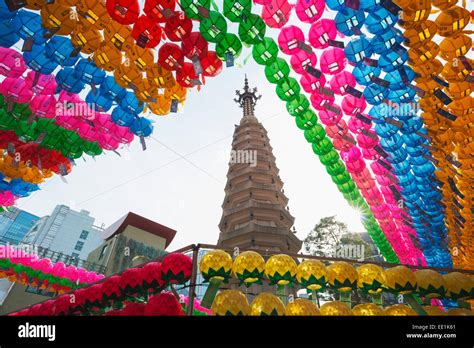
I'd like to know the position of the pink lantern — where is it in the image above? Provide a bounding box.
[341,146,361,162]
[52,262,66,277]
[98,133,120,150]
[30,95,56,118]
[25,71,57,95]
[361,147,380,160]
[290,50,317,75]
[111,124,134,144]
[329,71,356,95]
[309,19,337,49]
[319,48,346,75]
[56,114,81,130]
[253,0,272,4]
[278,25,305,55]
[300,71,326,93]
[318,105,342,126]
[0,48,27,77]
[348,117,371,133]
[0,77,33,103]
[94,113,115,132]
[342,95,367,115]
[325,121,348,139]
[333,138,353,151]
[345,158,365,173]
[261,0,292,28]
[357,132,378,149]
[295,0,324,23]
[78,123,100,142]
[310,89,335,110]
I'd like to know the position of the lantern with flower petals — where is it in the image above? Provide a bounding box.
[211,290,250,316]
[278,25,304,54]
[250,293,285,316]
[159,43,184,71]
[264,254,297,286]
[352,303,383,316]
[40,3,77,36]
[276,77,300,102]
[422,305,445,316]
[144,292,183,316]
[252,37,278,66]
[216,33,243,60]
[200,11,227,43]
[199,250,233,308]
[296,259,327,293]
[265,57,290,84]
[384,304,417,316]
[327,262,357,307]
[182,32,208,60]
[161,252,192,284]
[384,266,417,294]
[144,0,176,22]
[232,251,265,286]
[443,272,471,300]
[200,51,222,77]
[308,19,337,49]
[414,270,447,299]
[320,301,353,316]
[356,264,386,295]
[285,298,319,315]
[446,308,473,316]
[131,15,163,48]
[180,0,210,20]
[290,50,317,75]
[140,262,165,293]
[165,11,193,42]
[320,48,346,75]
[223,0,252,23]
[295,0,324,23]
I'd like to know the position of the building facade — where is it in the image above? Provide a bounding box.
[0,208,39,245]
[22,205,103,260]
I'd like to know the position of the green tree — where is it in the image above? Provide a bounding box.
[303,216,348,257]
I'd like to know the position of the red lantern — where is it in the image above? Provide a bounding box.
[329,71,356,95]
[161,253,192,284]
[144,0,176,22]
[310,89,335,110]
[106,0,140,25]
[102,275,121,299]
[200,51,222,77]
[158,43,184,71]
[119,267,142,293]
[341,95,367,115]
[300,71,326,93]
[164,11,193,42]
[144,292,183,316]
[176,62,198,88]
[140,262,165,290]
[132,15,163,48]
[290,50,317,75]
[261,0,292,28]
[121,302,146,316]
[181,32,208,60]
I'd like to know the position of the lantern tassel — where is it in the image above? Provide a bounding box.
[276,284,286,305]
[339,291,351,308]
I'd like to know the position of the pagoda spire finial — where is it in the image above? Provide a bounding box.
[234,75,261,117]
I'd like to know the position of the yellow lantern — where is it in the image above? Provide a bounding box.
[446,308,473,316]
[384,304,417,316]
[296,260,327,291]
[211,290,250,316]
[422,305,446,316]
[232,251,265,285]
[320,301,353,316]
[264,254,297,286]
[443,272,471,300]
[250,293,285,316]
[352,303,384,316]
[384,266,417,294]
[414,270,447,298]
[200,250,233,282]
[357,264,386,294]
[327,261,358,292]
[285,298,320,316]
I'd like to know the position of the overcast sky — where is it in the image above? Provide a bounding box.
[12,5,376,251]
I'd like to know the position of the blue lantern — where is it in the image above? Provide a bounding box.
[23,44,59,74]
[335,9,366,36]
[344,37,373,65]
[75,59,106,85]
[46,36,81,67]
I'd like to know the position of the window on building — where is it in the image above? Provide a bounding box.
[74,241,84,251]
[71,252,80,259]
[79,230,89,240]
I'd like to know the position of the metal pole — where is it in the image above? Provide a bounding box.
[187,244,199,316]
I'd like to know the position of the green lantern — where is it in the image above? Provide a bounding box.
[326,160,346,176]
[181,0,211,20]
[265,57,289,84]
[303,124,325,143]
[223,0,251,22]
[200,11,227,43]
[252,37,278,65]
[319,149,340,166]
[295,110,318,130]
[276,77,300,102]
[312,138,333,155]
[337,181,356,194]
[15,120,39,142]
[332,172,351,185]
[0,110,17,130]
[238,13,265,45]
[216,33,242,60]
[286,94,309,116]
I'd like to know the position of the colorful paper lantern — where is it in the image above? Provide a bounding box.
[352,303,384,316]
[356,264,386,294]
[285,298,320,315]
[211,290,250,316]
[200,250,233,282]
[249,293,285,316]
[264,254,297,286]
[327,262,358,292]
[232,251,265,285]
[296,259,327,291]
[320,301,353,316]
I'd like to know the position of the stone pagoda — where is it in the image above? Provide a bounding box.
[217,77,302,254]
